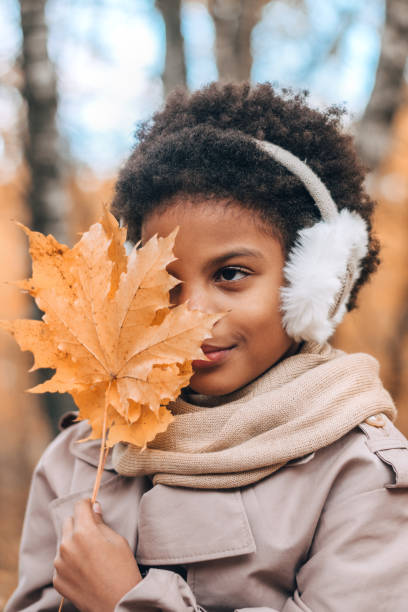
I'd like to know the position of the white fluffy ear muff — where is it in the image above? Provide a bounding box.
[254,140,369,344]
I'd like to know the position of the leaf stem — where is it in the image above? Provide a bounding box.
[91,382,110,503]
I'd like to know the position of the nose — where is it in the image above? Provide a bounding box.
[170,281,215,313]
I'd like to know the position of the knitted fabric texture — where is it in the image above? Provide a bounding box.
[112,342,396,489]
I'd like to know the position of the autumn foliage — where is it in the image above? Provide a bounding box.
[1,209,221,450]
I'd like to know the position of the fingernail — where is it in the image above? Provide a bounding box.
[365,413,386,428]
[92,501,102,514]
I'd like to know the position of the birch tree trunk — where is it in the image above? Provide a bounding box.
[156,0,187,96]
[356,0,408,169]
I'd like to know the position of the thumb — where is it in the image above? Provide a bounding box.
[92,500,104,523]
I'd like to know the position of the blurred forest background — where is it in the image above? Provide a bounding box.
[1,0,408,605]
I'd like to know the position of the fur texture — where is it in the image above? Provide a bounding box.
[280,209,369,343]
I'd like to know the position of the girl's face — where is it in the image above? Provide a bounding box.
[142,200,296,395]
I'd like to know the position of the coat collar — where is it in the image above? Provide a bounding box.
[69,436,115,470]
[65,418,115,470]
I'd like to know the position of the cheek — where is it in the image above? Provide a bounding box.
[240,304,291,368]
[230,291,285,341]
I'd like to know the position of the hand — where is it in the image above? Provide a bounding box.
[53,498,142,612]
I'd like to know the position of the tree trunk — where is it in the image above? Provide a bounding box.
[209,0,266,81]
[156,0,187,96]
[356,0,408,169]
[19,0,73,432]
[19,0,70,241]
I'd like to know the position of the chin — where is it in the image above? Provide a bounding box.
[189,370,244,396]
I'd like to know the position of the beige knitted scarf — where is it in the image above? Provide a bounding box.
[112,342,396,489]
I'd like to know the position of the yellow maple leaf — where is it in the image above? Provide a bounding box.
[1,209,221,449]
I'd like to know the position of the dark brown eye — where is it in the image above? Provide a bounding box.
[215,267,248,282]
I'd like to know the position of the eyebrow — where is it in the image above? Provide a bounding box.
[210,248,265,266]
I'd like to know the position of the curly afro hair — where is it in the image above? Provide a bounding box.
[112,81,379,310]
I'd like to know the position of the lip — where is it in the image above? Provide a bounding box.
[192,344,236,370]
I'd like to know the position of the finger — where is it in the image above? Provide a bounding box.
[92,500,104,523]
[73,498,98,531]
[61,516,74,540]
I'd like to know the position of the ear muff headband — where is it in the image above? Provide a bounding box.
[254,139,369,344]
[255,141,339,222]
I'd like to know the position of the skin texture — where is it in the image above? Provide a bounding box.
[142,200,297,395]
[53,499,142,612]
[53,200,297,607]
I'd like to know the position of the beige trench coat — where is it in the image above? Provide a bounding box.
[5,414,408,612]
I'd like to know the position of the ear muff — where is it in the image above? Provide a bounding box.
[254,140,369,344]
